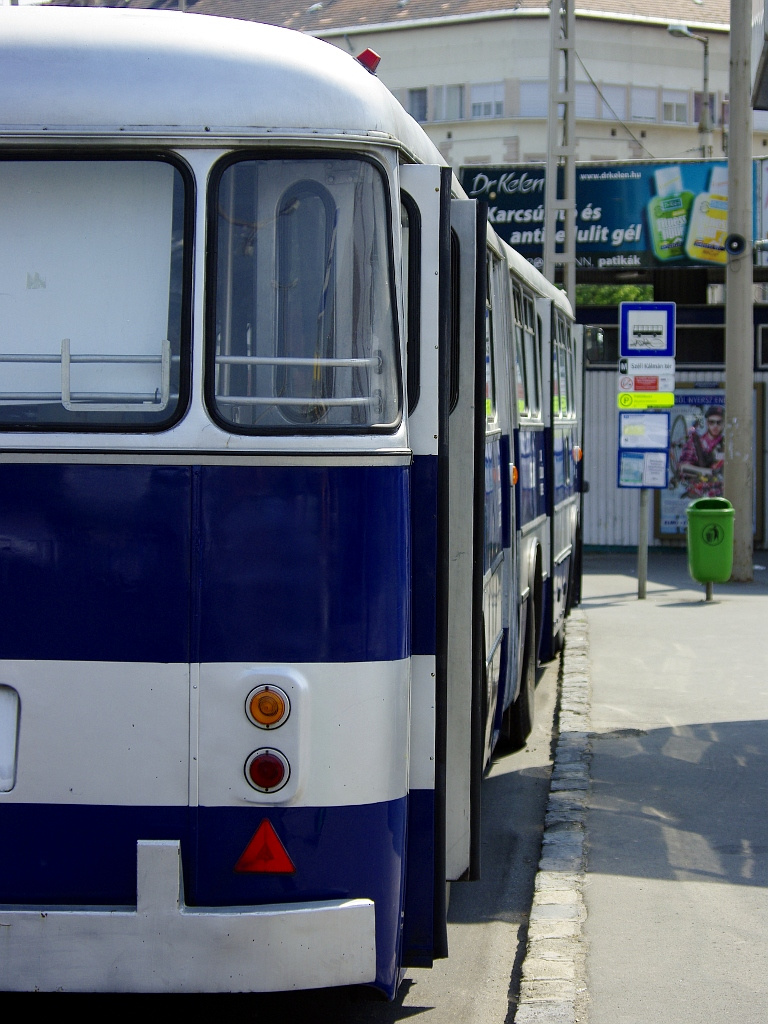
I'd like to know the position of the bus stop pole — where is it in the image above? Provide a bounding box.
[724,0,753,581]
[638,487,649,599]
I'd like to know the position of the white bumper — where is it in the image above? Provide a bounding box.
[0,840,377,992]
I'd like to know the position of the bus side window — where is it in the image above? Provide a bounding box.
[401,195,421,415]
[557,317,570,416]
[535,312,545,417]
[450,229,460,414]
[512,284,527,418]
[485,251,502,426]
[522,293,540,419]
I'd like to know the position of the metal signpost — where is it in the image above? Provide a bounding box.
[617,302,676,598]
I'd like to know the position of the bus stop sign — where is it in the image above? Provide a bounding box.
[619,301,676,359]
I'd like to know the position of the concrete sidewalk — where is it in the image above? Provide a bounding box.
[515,549,768,1024]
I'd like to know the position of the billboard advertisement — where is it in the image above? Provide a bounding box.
[662,388,725,536]
[460,160,759,270]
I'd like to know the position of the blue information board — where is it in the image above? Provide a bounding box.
[617,410,670,490]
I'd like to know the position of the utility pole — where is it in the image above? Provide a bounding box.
[544,0,576,308]
[724,0,753,580]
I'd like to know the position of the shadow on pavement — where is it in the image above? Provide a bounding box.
[588,718,768,887]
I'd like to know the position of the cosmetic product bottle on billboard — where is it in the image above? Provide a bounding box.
[647,165,693,261]
[685,165,728,264]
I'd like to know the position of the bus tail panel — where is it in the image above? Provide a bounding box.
[0,839,377,993]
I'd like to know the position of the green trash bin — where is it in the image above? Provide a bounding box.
[686,497,734,584]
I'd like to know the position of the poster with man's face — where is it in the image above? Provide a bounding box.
[661,389,725,536]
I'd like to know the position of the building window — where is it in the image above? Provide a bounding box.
[662,89,688,124]
[754,108,768,131]
[631,86,657,122]
[407,88,427,122]
[471,82,504,119]
[600,84,627,120]
[434,84,465,121]
[693,92,717,126]
[575,82,598,119]
[519,80,548,118]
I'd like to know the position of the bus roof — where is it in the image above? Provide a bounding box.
[0,6,444,164]
[501,237,574,317]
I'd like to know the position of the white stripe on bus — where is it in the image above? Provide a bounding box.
[0,658,415,808]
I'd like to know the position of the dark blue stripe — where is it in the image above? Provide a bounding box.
[410,454,438,656]
[0,799,407,995]
[0,803,192,906]
[198,464,409,663]
[500,433,512,550]
[484,437,503,572]
[0,463,410,664]
[401,787,436,967]
[515,427,547,527]
[0,464,192,663]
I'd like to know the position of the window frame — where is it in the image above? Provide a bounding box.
[470,82,504,120]
[519,79,548,118]
[205,149,403,437]
[631,85,657,123]
[434,84,466,122]
[0,150,193,434]
[401,192,422,415]
[407,87,428,123]
[662,89,689,124]
[600,83,627,121]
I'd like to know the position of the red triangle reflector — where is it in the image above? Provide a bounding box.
[234,819,296,874]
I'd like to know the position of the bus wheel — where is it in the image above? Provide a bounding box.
[553,617,565,654]
[504,596,536,750]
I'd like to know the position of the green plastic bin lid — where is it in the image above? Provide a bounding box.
[686,497,734,513]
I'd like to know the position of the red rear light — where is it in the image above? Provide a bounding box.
[245,749,290,793]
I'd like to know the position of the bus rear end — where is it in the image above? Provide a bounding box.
[0,8,427,997]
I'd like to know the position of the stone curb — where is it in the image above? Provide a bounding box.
[514,610,591,1023]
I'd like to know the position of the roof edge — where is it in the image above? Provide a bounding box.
[311,7,729,39]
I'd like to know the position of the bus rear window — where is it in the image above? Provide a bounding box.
[208,155,401,433]
[0,159,188,430]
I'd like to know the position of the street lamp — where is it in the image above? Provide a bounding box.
[668,22,712,158]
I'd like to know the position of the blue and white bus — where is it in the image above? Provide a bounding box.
[0,7,583,997]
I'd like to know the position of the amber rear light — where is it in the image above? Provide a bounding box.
[246,685,290,729]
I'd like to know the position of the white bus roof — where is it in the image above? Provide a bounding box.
[501,238,574,317]
[0,6,444,164]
